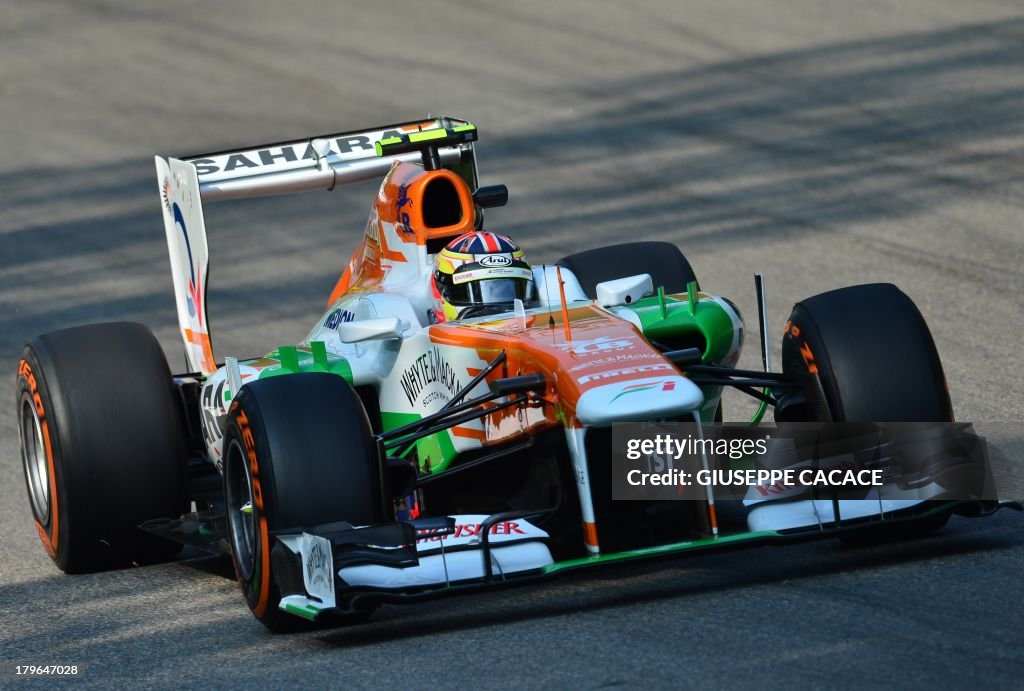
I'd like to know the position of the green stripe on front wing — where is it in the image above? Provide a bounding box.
[543,531,780,573]
[284,603,320,621]
[545,501,964,574]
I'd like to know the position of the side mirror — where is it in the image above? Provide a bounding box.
[336,317,405,343]
[473,184,508,208]
[595,274,653,308]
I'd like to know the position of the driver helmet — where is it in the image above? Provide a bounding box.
[431,231,535,322]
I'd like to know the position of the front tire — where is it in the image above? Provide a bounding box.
[781,283,952,423]
[222,373,388,632]
[780,283,954,540]
[16,322,188,573]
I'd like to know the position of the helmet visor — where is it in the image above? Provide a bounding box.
[447,277,534,306]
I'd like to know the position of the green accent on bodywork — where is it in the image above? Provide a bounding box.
[278,345,300,372]
[629,293,736,364]
[376,124,477,158]
[380,412,425,461]
[379,411,459,473]
[408,129,449,144]
[615,293,733,422]
[375,137,401,156]
[311,340,329,370]
[380,411,420,429]
[284,603,320,621]
[256,346,353,383]
[544,531,780,573]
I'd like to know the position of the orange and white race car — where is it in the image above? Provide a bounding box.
[15,117,1012,631]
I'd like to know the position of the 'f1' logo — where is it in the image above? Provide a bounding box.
[610,380,676,403]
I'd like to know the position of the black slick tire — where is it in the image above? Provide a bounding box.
[16,322,188,573]
[781,283,952,423]
[557,241,698,298]
[780,283,954,540]
[221,373,387,632]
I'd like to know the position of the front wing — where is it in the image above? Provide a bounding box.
[271,500,1017,622]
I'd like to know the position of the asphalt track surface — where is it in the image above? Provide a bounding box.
[2,1,1023,688]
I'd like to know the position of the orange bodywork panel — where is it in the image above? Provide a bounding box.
[429,305,673,427]
[328,162,476,305]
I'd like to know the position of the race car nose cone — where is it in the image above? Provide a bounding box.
[575,375,704,426]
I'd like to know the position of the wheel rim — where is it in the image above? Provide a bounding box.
[19,393,50,526]
[226,439,257,582]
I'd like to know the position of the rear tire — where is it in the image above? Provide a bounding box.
[780,283,953,540]
[16,322,188,573]
[557,241,698,298]
[222,373,387,632]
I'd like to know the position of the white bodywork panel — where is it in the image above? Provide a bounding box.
[300,532,336,609]
[533,265,588,305]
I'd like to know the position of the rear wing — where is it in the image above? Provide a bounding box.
[155,116,478,374]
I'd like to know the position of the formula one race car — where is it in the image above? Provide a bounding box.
[16,117,1013,631]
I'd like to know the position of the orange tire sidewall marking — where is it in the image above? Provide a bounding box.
[235,410,271,619]
[785,322,818,374]
[799,341,819,374]
[18,359,59,559]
